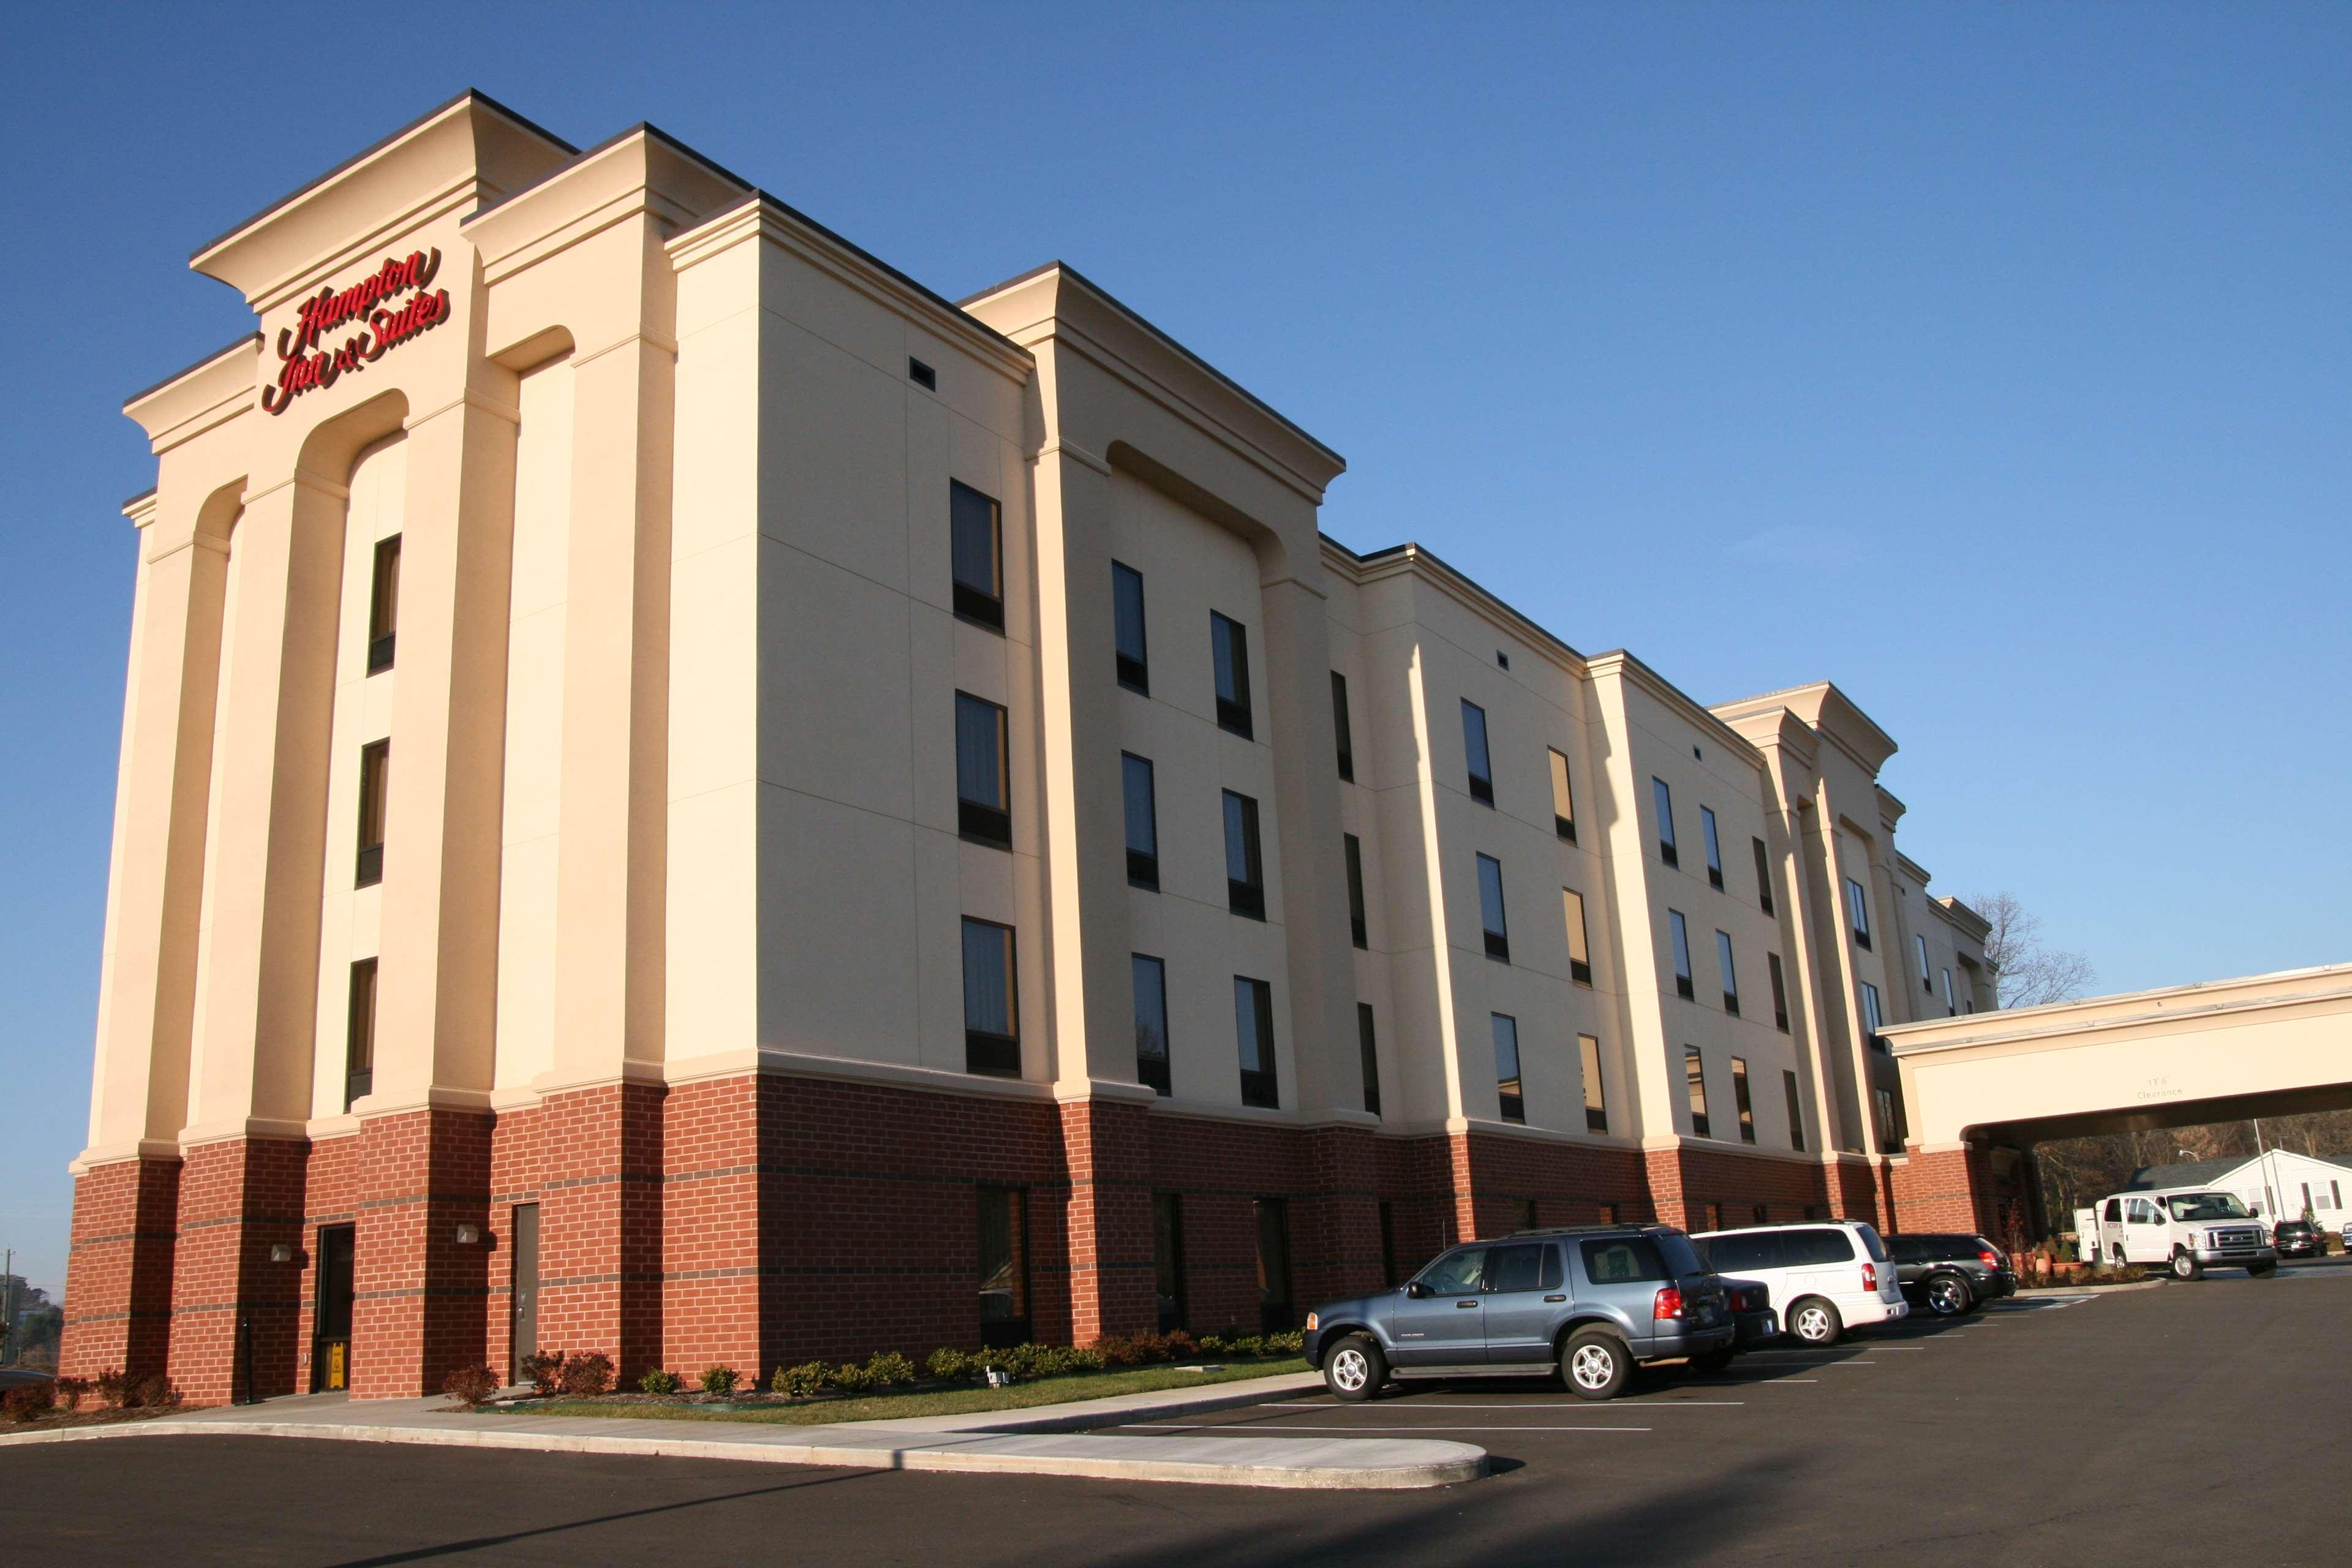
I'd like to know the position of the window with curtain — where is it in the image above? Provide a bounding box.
[1461,701,1494,805]
[1235,976,1278,1107]
[1562,887,1593,985]
[1668,909,1694,998]
[1122,753,1158,888]
[1548,748,1575,841]
[1492,1013,1523,1123]
[962,918,1019,1077]
[1716,930,1740,1015]
[1684,1046,1711,1137]
[1580,1034,1607,1133]
[954,692,1010,848]
[1331,671,1354,781]
[1112,561,1148,693]
[1223,790,1264,919]
[1133,953,1170,1096]
[949,480,1003,631]
[1344,833,1368,949]
[1211,611,1252,737]
[1477,853,1510,962]
[1653,777,1678,865]
[1700,805,1724,889]
[356,739,390,887]
[1732,1056,1755,1143]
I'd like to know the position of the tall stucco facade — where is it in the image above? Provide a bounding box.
[64,92,1992,1401]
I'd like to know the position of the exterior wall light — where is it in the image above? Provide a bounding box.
[454,1223,482,1245]
[269,1243,296,1264]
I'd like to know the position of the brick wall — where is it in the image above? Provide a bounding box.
[59,1155,180,1384]
[1646,1145,1831,1232]
[62,1079,2017,1398]
[167,1136,310,1403]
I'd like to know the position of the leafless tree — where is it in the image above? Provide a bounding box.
[1969,890,2096,1009]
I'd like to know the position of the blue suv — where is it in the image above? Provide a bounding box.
[1302,1225,1735,1401]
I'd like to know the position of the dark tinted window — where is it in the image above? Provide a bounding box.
[1886,1235,1927,1263]
[1702,1231,1785,1273]
[1787,1227,1856,1265]
[1656,1232,1704,1277]
[950,481,1003,631]
[1581,1236,1669,1285]
[1489,1243,1548,1293]
[1855,1224,1888,1262]
[1211,612,1252,736]
[1112,562,1148,693]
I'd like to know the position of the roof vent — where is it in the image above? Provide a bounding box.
[908,357,937,390]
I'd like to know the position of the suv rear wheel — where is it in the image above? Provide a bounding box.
[1923,1273,1972,1317]
[1788,1296,1842,1346]
[1561,1329,1629,1400]
[1322,1334,1385,1402]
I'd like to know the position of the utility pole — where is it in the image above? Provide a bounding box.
[2,1248,15,1366]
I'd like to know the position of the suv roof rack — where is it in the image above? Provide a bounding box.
[1502,1223,1675,1239]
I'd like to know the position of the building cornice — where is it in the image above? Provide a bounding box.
[666,199,1034,385]
[1585,651,1768,772]
[962,262,1342,503]
[122,334,261,453]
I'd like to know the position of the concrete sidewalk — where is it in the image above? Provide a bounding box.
[0,1374,1483,1491]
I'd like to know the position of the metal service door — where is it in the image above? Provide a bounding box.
[510,1204,540,1382]
[312,1225,355,1392]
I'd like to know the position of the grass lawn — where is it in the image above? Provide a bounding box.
[531,1358,1310,1427]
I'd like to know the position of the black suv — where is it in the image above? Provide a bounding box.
[2272,1219,2324,1259]
[1886,1233,2016,1316]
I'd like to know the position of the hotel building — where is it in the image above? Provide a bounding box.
[65,92,1992,1401]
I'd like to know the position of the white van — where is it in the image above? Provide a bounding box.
[2092,1188,2277,1279]
[1693,1221,1911,1345]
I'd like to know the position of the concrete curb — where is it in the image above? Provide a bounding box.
[0,1412,1484,1490]
[2013,1280,2166,1298]
[859,1370,1326,1433]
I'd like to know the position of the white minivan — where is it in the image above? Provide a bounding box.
[1693,1221,1910,1345]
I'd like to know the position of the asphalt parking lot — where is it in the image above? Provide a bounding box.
[7,1257,2348,1566]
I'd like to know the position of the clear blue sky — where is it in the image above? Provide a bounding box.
[2,4,2345,1297]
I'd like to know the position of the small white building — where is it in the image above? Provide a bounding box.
[2128,1151,2352,1230]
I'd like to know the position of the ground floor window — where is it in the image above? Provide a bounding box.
[1254,1197,1293,1333]
[977,1185,1030,1348]
[1153,1192,1186,1333]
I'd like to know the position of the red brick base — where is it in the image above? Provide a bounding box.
[59,1154,180,1385]
[61,1081,2022,1398]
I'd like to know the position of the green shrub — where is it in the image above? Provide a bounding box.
[925,1347,974,1382]
[995,1344,1042,1379]
[1065,1346,1107,1373]
[864,1351,916,1388]
[639,1369,682,1395]
[774,1362,831,1397]
[1263,1330,1304,1355]
[699,1365,739,1396]
[1194,1335,1229,1358]
[442,1365,500,1408]
[831,1362,873,1394]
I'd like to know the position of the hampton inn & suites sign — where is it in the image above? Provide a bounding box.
[263,249,451,415]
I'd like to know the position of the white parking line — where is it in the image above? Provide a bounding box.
[1270,1400,1744,1409]
[1123,1423,1653,1434]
